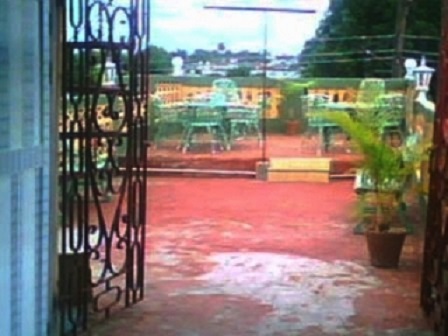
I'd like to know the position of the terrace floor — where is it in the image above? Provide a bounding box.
[90,176,433,336]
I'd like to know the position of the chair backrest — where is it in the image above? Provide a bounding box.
[360,90,405,134]
[209,92,227,107]
[378,93,405,109]
[212,78,237,91]
[378,93,405,116]
[302,94,331,128]
[301,93,330,115]
[357,78,386,104]
[212,78,240,103]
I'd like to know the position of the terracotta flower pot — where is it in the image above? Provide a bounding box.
[365,230,407,268]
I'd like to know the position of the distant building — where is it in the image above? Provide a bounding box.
[251,54,300,79]
[182,50,300,78]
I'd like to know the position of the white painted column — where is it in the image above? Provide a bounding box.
[0,1,57,336]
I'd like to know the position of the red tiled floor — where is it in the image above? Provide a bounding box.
[90,177,433,336]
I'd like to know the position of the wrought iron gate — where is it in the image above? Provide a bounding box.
[420,1,448,334]
[58,0,149,334]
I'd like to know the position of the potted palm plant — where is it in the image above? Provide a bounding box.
[315,86,422,268]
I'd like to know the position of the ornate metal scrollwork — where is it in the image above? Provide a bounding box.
[59,1,149,334]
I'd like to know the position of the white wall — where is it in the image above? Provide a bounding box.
[0,1,57,335]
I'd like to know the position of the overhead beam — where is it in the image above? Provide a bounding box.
[204,5,316,14]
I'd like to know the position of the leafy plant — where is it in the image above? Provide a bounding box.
[314,100,422,232]
[300,0,440,77]
[280,81,315,120]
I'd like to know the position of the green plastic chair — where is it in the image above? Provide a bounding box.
[153,105,185,148]
[212,78,240,103]
[180,106,230,153]
[357,78,386,105]
[353,78,406,139]
[376,93,406,135]
[303,94,332,129]
[226,106,261,146]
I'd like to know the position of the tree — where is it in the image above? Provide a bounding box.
[217,42,226,52]
[300,0,441,77]
[173,49,188,60]
[148,45,173,74]
[65,49,105,86]
[227,66,251,77]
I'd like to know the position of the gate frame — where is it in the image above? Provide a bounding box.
[420,0,448,334]
[56,0,150,334]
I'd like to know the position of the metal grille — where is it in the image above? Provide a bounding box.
[58,1,149,334]
[420,1,448,334]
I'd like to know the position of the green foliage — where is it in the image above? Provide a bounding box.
[65,50,103,86]
[227,66,251,77]
[148,45,173,74]
[279,81,314,120]
[318,110,415,231]
[312,81,423,231]
[320,111,407,186]
[301,0,441,77]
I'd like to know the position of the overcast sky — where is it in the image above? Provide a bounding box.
[150,0,330,55]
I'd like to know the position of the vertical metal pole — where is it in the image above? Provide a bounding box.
[203,5,316,162]
[261,12,268,162]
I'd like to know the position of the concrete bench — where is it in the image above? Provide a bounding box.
[266,157,331,183]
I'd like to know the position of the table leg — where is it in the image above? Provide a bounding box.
[323,127,331,153]
[317,126,324,156]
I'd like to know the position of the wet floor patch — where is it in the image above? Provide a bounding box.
[173,252,381,335]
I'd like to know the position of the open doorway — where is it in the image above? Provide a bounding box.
[54,0,446,335]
